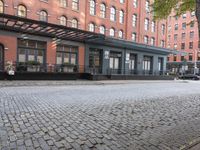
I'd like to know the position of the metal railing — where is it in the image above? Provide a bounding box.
[2,62,169,76]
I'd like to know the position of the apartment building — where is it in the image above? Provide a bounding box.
[167,11,199,74]
[0,0,170,79]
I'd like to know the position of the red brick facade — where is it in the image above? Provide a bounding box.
[0,0,167,71]
[167,11,199,63]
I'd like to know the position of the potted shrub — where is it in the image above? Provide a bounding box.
[17,62,27,72]
[27,61,40,72]
[61,63,74,72]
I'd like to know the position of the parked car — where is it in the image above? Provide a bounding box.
[178,74,200,80]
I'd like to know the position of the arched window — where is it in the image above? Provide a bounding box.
[145,0,150,13]
[60,16,67,26]
[132,14,137,27]
[100,3,106,18]
[0,0,4,13]
[110,28,115,37]
[150,37,155,46]
[118,30,123,39]
[110,7,116,21]
[99,25,105,34]
[151,21,155,32]
[90,0,96,15]
[119,10,124,24]
[39,10,48,22]
[72,18,78,28]
[17,5,27,17]
[60,0,67,7]
[144,18,149,31]
[88,23,95,32]
[144,35,149,44]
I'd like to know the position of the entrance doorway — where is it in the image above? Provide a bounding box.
[0,44,4,71]
[109,52,122,74]
[89,48,103,74]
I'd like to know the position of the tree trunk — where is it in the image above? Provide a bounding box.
[196,0,200,46]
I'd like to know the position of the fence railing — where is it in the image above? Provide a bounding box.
[2,62,168,76]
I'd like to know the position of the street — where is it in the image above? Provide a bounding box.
[0,81,200,150]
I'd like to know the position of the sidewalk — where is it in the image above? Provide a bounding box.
[0,79,185,87]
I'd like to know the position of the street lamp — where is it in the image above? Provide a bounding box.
[194,48,199,75]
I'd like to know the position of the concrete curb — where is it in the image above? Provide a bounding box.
[180,137,200,150]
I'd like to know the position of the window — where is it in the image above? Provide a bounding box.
[190,21,195,28]
[144,18,149,31]
[0,0,4,13]
[118,30,123,39]
[119,10,124,23]
[100,3,106,18]
[132,14,137,27]
[168,35,171,41]
[17,5,27,17]
[71,18,78,28]
[60,0,67,7]
[56,45,78,67]
[110,28,115,37]
[174,44,177,49]
[99,26,105,34]
[144,36,148,44]
[175,24,178,30]
[189,53,193,61]
[173,55,177,61]
[160,40,165,47]
[110,7,116,21]
[168,25,171,32]
[90,0,96,15]
[150,37,155,46]
[129,54,137,71]
[190,31,194,39]
[17,39,46,64]
[151,21,155,32]
[143,56,152,72]
[161,24,165,35]
[72,0,79,10]
[182,33,186,40]
[182,13,186,19]
[133,0,138,8]
[60,16,67,26]
[39,10,48,22]
[182,22,186,30]
[132,33,136,42]
[189,42,193,49]
[88,23,95,32]
[120,0,125,3]
[181,43,185,50]
[181,56,185,61]
[191,11,195,17]
[174,34,178,41]
[145,0,150,13]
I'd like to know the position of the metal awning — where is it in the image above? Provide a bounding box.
[87,37,176,55]
[0,13,105,42]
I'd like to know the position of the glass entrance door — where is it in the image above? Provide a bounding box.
[0,45,4,71]
[89,48,102,74]
[109,52,121,74]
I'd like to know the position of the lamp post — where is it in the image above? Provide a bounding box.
[194,48,199,75]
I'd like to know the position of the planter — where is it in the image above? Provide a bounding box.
[27,66,40,72]
[63,66,74,73]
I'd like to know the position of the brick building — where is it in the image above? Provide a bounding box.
[167,11,200,74]
[0,0,171,80]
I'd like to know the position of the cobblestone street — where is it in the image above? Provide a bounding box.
[1,81,200,150]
